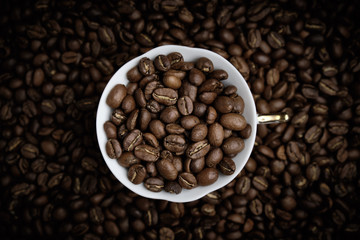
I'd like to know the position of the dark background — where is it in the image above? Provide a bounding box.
[0,0,359,239]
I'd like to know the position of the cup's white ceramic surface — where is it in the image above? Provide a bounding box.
[96,45,257,202]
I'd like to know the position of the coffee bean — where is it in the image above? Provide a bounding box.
[205,148,223,168]
[106,84,127,108]
[177,96,193,116]
[167,52,184,65]
[163,75,182,89]
[149,120,166,139]
[152,88,178,106]
[163,135,186,153]
[154,55,171,72]
[220,113,247,131]
[139,57,155,76]
[319,79,339,96]
[191,123,208,142]
[249,198,263,215]
[214,96,233,114]
[189,68,206,86]
[196,57,214,73]
[218,157,236,175]
[235,176,251,195]
[165,123,185,135]
[252,176,268,191]
[197,168,218,186]
[144,177,164,192]
[134,144,160,162]
[186,140,211,159]
[156,159,178,181]
[127,66,143,82]
[160,106,180,123]
[122,129,143,152]
[222,137,245,155]
[128,164,146,184]
[104,121,117,139]
[164,181,182,194]
[178,172,197,189]
[117,152,140,168]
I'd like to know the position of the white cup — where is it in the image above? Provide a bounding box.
[96,45,288,203]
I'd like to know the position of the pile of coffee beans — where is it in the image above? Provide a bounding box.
[104,54,251,193]
[1,0,360,239]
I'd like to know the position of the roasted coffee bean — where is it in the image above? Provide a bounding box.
[134,144,160,162]
[111,109,127,126]
[180,115,200,130]
[172,61,194,71]
[179,80,197,102]
[139,57,155,76]
[206,148,223,168]
[252,176,268,191]
[189,157,205,173]
[214,96,233,113]
[163,75,182,89]
[144,177,164,192]
[149,120,166,139]
[198,79,223,94]
[208,122,224,147]
[240,124,252,139]
[196,57,214,73]
[167,52,184,65]
[165,123,185,135]
[220,113,247,131]
[186,140,211,159]
[267,31,285,49]
[128,164,146,184]
[164,135,186,153]
[177,96,193,116]
[218,157,236,175]
[189,68,206,86]
[122,129,143,152]
[152,88,178,106]
[117,152,140,168]
[154,55,171,72]
[134,88,146,108]
[127,66,143,82]
[206,106,218,124]
[156,159,178,181]
[126,109,139,130]
[328,120,349,135]
[106,139,122,159]
[235,176,251,195]
[197,168,218,186]
[199,91,218,105]
[143,133,159,148]
[121,95,136,114]
[222,137,245,155]
[304,125,322,144]
[248,29,262,48]
[104,121,117,139]
[249,198,263,215]
[319,79,339,96]
[178,172,197,189]
[139,108,151,131]
[191,124,208,142]
[160,106,180,123]
[164,181,182,194]
[147,99,162,113]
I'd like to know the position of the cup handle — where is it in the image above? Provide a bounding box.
[257,112,289,124]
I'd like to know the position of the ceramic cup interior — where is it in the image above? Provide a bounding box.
[96,45,257,202]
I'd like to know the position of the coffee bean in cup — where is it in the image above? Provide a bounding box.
[105,54,251,193]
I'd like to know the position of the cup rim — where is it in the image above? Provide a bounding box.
[96,45,257,202]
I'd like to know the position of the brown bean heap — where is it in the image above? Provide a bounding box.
[105,53,251,193]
